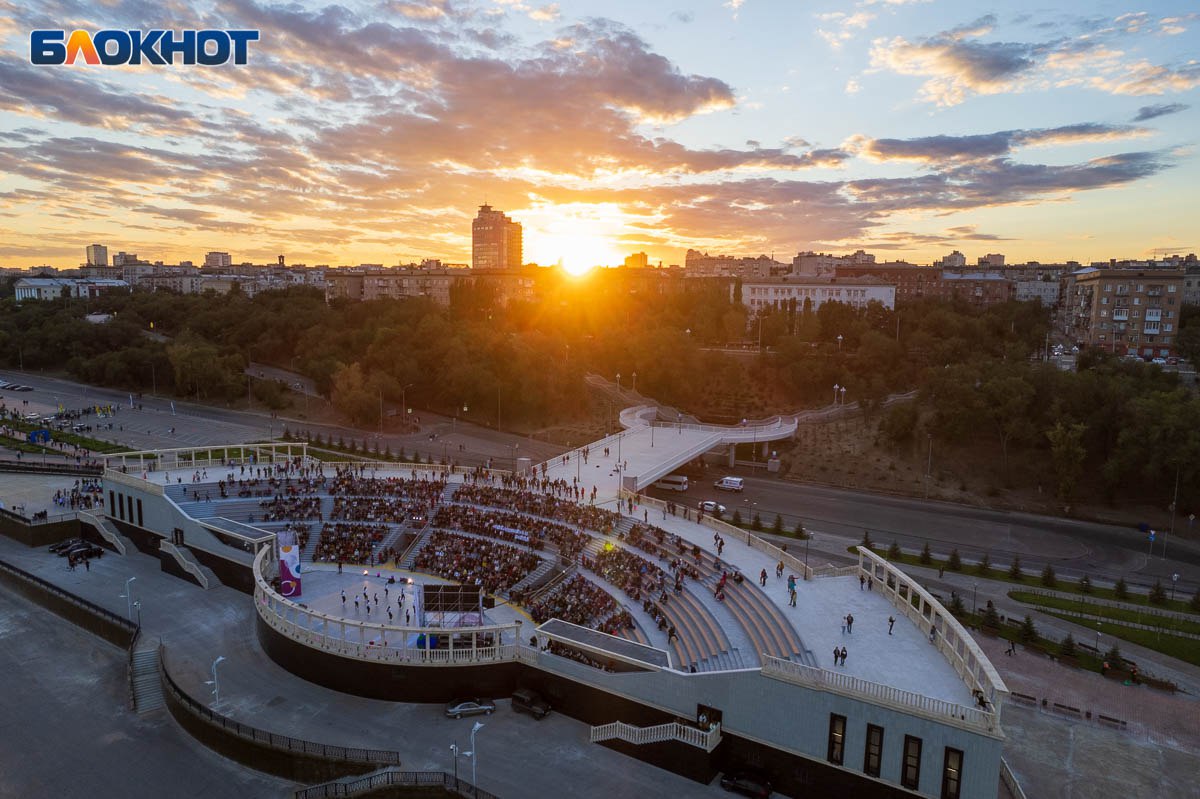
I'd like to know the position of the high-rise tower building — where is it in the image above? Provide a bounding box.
[472,204,523,270]
[85,244,108,266]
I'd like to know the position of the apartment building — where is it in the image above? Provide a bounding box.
[1066,268,1185,357]
[737,275,896,313]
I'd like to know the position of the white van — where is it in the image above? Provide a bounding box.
[714,476,744,492]
[653,474,689,492]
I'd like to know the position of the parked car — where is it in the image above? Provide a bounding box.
[1166,357,1179,365]
[63,542,104,559]
[445,698,495,719]
[511,688,551,719]
[720,768,772,797]
[714,476,744,492]
[698,500,726,515]
[1151,357,1168,366]
[49,538,85,553]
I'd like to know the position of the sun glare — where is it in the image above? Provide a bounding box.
[519,201,632,275]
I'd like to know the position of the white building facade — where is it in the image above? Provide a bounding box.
[737,276,896,313]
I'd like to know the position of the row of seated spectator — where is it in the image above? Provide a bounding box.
[331,496,422,525]
[526,574,618,627]
[434,505,588,560]
[412,531,540,596]
[542,640,615,672]
[583,546,664,603]
[313,522,389,563]
[261,476,327,495]
[260,495,323,522]
[328,473,446,501]
[452,484,621,533]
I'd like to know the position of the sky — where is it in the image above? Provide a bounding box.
[0,0,1197,270]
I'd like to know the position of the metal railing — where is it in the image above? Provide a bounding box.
[761,656,997,734]
[295,768,499,799]
[589,720,722,752]
[159,540,212,589]
[0,556,137,636]
[159,645,401,765]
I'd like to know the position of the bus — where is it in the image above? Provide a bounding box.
[653,474,689,492]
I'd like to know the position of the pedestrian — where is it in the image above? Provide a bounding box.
[839,646,848,666]
[789,588,797,607]
[938,566,945,578]
[341,590,346,605]
[787,574,796,593]
[354,598,360,611]
[859,574,865,591]
[867,576,873,591]
[776,560,784,578]
[84,558,90,571]
[388,608,393,622]
[846,613,854,633]
[759,568,767,587]
[841,616,847,635]
[888,615,895,635]
[337,561,342,574]
[405,610,410,625]
[374,593,379,605]
[833,646,841,666]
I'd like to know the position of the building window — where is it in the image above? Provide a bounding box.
[902,735,922,790]
[941,748,964,799]
[109,490,116,516]
[136,499,143,527]
[1168,284,1176,293]
[127,495,134,521]
[827,714,846,765]
[864,724,884,777]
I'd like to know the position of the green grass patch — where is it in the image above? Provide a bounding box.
[3,417,129,454]
[852,544,1200,616]
[1040,612,1200,668]
[1009,591,1200,636]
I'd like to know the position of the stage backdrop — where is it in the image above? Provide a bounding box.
[277,530,302,598]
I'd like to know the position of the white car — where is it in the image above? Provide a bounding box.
[1151,357,1167,366]
[698,500,726,515]
[714,476,745,492]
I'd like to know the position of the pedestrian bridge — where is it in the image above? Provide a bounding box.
[535,405,796,505]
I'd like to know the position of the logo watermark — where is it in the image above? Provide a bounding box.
[30,29,259,65]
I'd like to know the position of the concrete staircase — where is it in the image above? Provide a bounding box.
[159,540,221,590]
[80,512,137,556]
[400,526,436,570]
[129,640,164,714]
[301,529,321,563]
[696,649,747,671]
[509,558,561,596]
[375,520,410,558]
[441,484,459,503]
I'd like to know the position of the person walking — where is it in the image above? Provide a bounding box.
[888,615,895,635]
[341,590,346,606]
[860,574,865,590]
[846,613,854,633]
[833,646,841,666]
[759,568,768,587]
[789,588,797,607]
[776,560,784,578]
[839,646,848,667]
[841,616,847,635]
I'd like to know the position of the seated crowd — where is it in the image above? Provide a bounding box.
[412,531,540,595]
[260,495,323,522]
[434,505,588,560]
[312,522,389,564]
[583,545,664,603]
[526,574,618,627]
[543,640,615,672]
[453,484,621,534]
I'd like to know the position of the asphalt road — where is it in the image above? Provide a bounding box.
[653,473,1200,595]
[0,369,563,468]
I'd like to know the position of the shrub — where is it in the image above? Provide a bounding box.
[1019,615,1039,643]
[1191,588,1200,613]
[1009,556,1023,581]
[887,540,902,560]
[772,514,784,534]
[1041,564,1057,588]
[1149,580,1167,606]
[732,510,743,527]
[751,513,763,531]
[1114,577,1129,600]
[977,553,991,575]
[1059,633,1077,658]
[919,542,933,565]
[1104,643,1123,666]
[949,593,966,617]
[947,549,962,571]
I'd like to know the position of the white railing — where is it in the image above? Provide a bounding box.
[590,720,722,752]
[856,547,1008,718]
[1001,758,1028,799]
[78,510,126,555]
[103,468,165,496]
[160,540,211,589]
[252,547,523,666]
[761,656,998,735]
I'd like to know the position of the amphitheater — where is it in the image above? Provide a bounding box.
[3,434,1014,799]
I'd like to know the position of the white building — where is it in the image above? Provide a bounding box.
[977,253,1005,267]
[792,249,875,276]
[1012,280,1061,306]
[938,250,967,268]
[737,275,896,313]
[205,251,233,268]
[14,277,129,301]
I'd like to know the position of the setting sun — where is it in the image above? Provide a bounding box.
[519,201,633,274]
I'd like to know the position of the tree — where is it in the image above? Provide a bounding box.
[1149,579,1167,605]
[1104,643,1123,666]
[732,510,743,527]
[1019,615,1039,643]
[1190,587,1200,612]
[861,529,873,550]
[1059,633,1077,658]
[887,540,902,560]
[981,373,1035,483]
[1009,555,1023,581]
[981,603,1001,631]
[880,402,918,449]
[1114,577,1129,600]
[948,549,962,571]
[1041,564,1057,588]
[949,593,967,617]
[751,513,763,531]
[772,514,784,534]
[793,521,808,539]
[919,541,933,565]
[1079,574,1092,594]
[1046,421,1088,502]
[330,362,377,426]
[977,553,992,575]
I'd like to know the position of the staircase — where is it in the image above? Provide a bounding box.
[590,720,722,752]
[696,649,747,671]
[442,484,459,503]
[159,541,221,590]
[400,526,436,570]
[614,517,636,537]
[509,559,561,596]
[79,511,136,556]
[375,520,410,558]
[301,529,321,563]
[129,640,164,713]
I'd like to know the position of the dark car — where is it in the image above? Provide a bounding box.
[64,542,104,559]
[50,538,85,554]
[444,698,495,719]
[511,688,551,719]
[720,768,772,798]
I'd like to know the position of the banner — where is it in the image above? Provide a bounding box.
[277,530,302,598]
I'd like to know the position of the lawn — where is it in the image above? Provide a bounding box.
[1009,591,1200,636]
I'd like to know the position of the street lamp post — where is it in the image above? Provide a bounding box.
[1095,626,1101,656]
[206,655,226,706]
[678,412,682,435]
[837,334,843,351]
[833,384,839,406]
[1165,463,1180,558]
[121,577,137,621]
[804,532,812,570]
[616,372,621,391]
[972,582,978,614]
[470,721,484,788]
[1172,573,1180,603]
[632,371,637,394]
[839,386,846,406]
[924,434,933,499]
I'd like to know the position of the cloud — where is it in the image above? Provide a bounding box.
[845,78,862,94]
[817,10,875,51]
[855,123,1150,163]
[1133,103,1189,121]
[724,0,745,19]
[872,14,1200,105]
[528,3,559,22]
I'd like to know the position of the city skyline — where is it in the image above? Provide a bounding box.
[0,1,1197,269]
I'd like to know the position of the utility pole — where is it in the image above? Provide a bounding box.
[1165,462,1180,558]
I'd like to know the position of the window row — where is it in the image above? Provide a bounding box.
[827,714,962,799]
[108,490,144,527]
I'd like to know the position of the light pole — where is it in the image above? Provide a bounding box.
[400,383,414,429]
[833,384,839,406]
[616,372,621,391]
[121,577,137,621]
[470,721,484,787]
[1172,573,1179,603]
[804,532,812,570]
[839,386,846,406]
[450,742,468,790]
[206,655,226,706]
[1095,625,1101,656]
[632,371,637,394]
[924,434,933,499]
[972,582,978,614]
[1165,462,1180,558]
[837,334,843,351]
